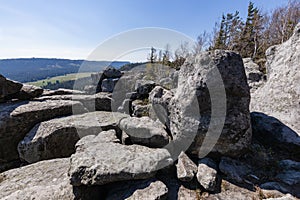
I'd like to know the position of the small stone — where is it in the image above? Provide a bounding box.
[197,158,218,191]
[176,151,197,182]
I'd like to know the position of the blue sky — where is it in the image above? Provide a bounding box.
[0,0,289,61]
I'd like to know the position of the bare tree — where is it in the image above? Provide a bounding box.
[194,31,209,54]
[147,47,157,63]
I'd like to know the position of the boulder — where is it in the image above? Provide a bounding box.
[243,58,266,92]
[16,84,43,100]
[165,50,251,158]
[0,74,22,102]
[0,100,87,162]
[106,179,168,200]
[176,151,197,182]
[119,116,170,148]
[35,92,112,111]
[103,66,122,78]
[101,78,119,92]
[0,158,74,199]
[251,112,300,159]
[18,112,128,163]
[219,157,251,183]
[69,132,173,186]
[251,23,300,135]
[196,158,218,191]
[135,80,156,98]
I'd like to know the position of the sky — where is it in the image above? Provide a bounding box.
[0,0,290,62]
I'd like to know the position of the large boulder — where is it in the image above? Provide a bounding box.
[18,112,127,163]
[0,158,74,199]
[0,100,87,162]
[69,131,173,186]
[251,23,300,135]
[0,74,22,102]
[161,50,251,158]
[119,116,170,148]
[251,112,300,159]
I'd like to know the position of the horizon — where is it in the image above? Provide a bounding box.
[0,0,289,62]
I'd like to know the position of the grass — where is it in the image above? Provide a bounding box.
[26,72,93,87]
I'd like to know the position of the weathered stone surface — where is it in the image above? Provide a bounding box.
[69,133,173,186]
[0,100,87,162]
[208,180,258,200]
[275,170,300,186]
[42,88,86,96]
[197,158,218,191]
[106,179,168,200]
[219,157,251,183]
[132,99,150,117]
[135,80,156,98]
[0,74,22,102]
[18,112,127,163]
[176,151,197,182]
[0,158,74,199]
[165,50,251,158]
[264,194,297,200]
[251,112,300,158]
[243,58,266,92]
[16,84,43,100]
[101,78,119,92]
[35,92,112,111]
[251,23,300,135]
[119,116,169,148]
[149,86,173,125]
[260,182,290,195]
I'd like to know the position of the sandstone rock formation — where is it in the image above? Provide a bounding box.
[0,158,74,199]
[251,23,300,135]
[152,50,251,158]
[119,116,170,148]
[69,131,173,186]
[0,100,86,162]
[18,112,127,163]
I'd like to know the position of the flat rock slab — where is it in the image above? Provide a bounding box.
[0,158,74,200]
[69,132,173,186]
[42,88,86,96]
[0,100,86,162]
[35,92,112,111]
[119,116,169,148]
[106,179,168,200]
[18,112,128,163]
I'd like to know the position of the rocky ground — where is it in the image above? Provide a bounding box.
[0,24,299,200]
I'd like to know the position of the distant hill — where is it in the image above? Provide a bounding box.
[0,58,129,83]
